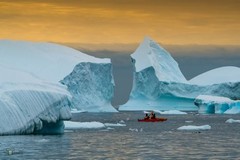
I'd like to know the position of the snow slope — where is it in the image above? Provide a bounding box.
[190,66,240,85]
[119,37,240,111]
[0,66,71,135]
[0,40,116,112]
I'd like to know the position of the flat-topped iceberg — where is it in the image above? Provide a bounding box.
[119,37,240,111]
[0,66,71,135]
[0,40,116,112]
[194,95,240,114]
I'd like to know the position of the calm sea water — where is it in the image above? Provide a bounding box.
[1,112,240,159]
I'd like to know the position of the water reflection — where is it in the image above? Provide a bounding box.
[0,112,240,159]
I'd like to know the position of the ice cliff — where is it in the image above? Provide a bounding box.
[61,62,115,112]
[0,66,71,135]
[194,95,240,114]
[0,40,116,112]
[119,37,240,111]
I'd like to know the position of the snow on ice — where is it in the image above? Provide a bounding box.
[0,66,71,135]
[0,40,117,135]
[0,40,117,112]
[64,121,127,130]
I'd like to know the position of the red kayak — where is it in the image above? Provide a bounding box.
[138,118,167,122]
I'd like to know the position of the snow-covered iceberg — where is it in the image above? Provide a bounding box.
[0,40,116,112]
[194,95,240,114]
[119,37,240,111]
[0,66,71,135]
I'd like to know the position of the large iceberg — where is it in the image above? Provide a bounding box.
[0,40,117,112]
[0,66,71,135]
[194,95,240,114]
[119,37,240,111]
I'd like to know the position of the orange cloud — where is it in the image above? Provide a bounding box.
[0,0,240,45]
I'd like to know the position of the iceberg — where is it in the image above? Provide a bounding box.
[194,95,240,114]
[0,40,116,112]
[119,37,240,111]
[0,66,71,135]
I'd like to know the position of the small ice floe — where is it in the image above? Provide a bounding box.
[6,148,14,155]
[126,118,130,121]
[226,119,240,123]
[129,128,143,132]
[129,128,138,132]
[70,109,87,114]
[104,123,126,127]
[106,127,114,130]
[185,121,193,123]
[177,125,211,131]
[119,120,125,124]
[64,121,105,130]
[154,110,187,115]
[35,139,49,143]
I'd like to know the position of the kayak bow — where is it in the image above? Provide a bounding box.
[138,118,167,122]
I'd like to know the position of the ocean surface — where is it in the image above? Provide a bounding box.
[1,112,240,159]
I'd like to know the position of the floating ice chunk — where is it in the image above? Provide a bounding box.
[106,127,115,130]
[119,120,125,124]
[177,125,211,131]
[129,128,138,132]
[225,119,240,123]
[154,110,187,115]
[104,123,126,127]
[185,121,193,123]
[195,95,240,114]
[64,121,105,129]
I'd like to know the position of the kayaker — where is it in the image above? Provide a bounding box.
[144,113,149,120]
[149,111,156,119]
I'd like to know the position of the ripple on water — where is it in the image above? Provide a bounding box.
[0,112,240,159]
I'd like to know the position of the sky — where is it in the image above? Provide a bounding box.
[1,0,240,106]
[1,0,240,45]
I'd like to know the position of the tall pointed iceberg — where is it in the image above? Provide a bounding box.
[119,37,240,111]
